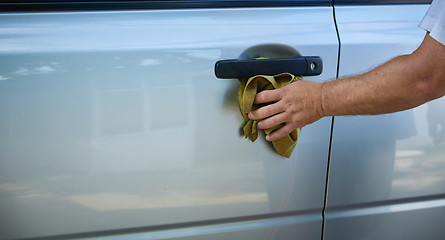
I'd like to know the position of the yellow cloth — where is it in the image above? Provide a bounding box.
[238,73,302,158]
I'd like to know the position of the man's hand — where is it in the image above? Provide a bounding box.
[247,80,325,142]
[248,33,445,143]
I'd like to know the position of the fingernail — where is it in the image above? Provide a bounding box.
[265,135,271,141]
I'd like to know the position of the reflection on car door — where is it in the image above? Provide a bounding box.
[0,2,338,239]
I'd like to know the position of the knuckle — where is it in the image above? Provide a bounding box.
[269,118,278,126]
[256,90,270,103]
[259,108,268,116]
[249,110,260,120]
[284,100,293,108]
[256,93,265,103]
[290,116,302,127]
[264,107,272,117]
[257,120,267,129]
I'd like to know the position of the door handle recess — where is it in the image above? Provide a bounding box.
[214,56,322,79]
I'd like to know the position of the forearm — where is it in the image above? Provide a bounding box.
[321,55,423,116]
[321,34,445,117]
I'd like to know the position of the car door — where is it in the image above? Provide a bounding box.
[0,1,338,239]
[325,0,445,239]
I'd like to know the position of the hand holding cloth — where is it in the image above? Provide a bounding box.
[238,73,302,158]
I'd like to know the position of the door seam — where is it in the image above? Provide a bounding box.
[320,4,341,240]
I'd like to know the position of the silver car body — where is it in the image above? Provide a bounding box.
[0,1,443,239]
[326,4,445,239]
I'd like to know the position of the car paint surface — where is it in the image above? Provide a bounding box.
[0,7,337,239]
[325,4,445,240]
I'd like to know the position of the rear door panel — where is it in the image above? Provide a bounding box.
[325,4,445,239]
[0,6,337,239]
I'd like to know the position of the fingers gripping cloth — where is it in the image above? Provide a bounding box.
[238,73,302,158]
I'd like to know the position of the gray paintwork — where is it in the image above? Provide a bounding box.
[325,5,445,240]
[1,2,443,240]
[0,7,337,239]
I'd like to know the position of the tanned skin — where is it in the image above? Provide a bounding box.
[248,33,445,142]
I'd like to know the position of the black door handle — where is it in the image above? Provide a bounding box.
[214,56,322,79]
